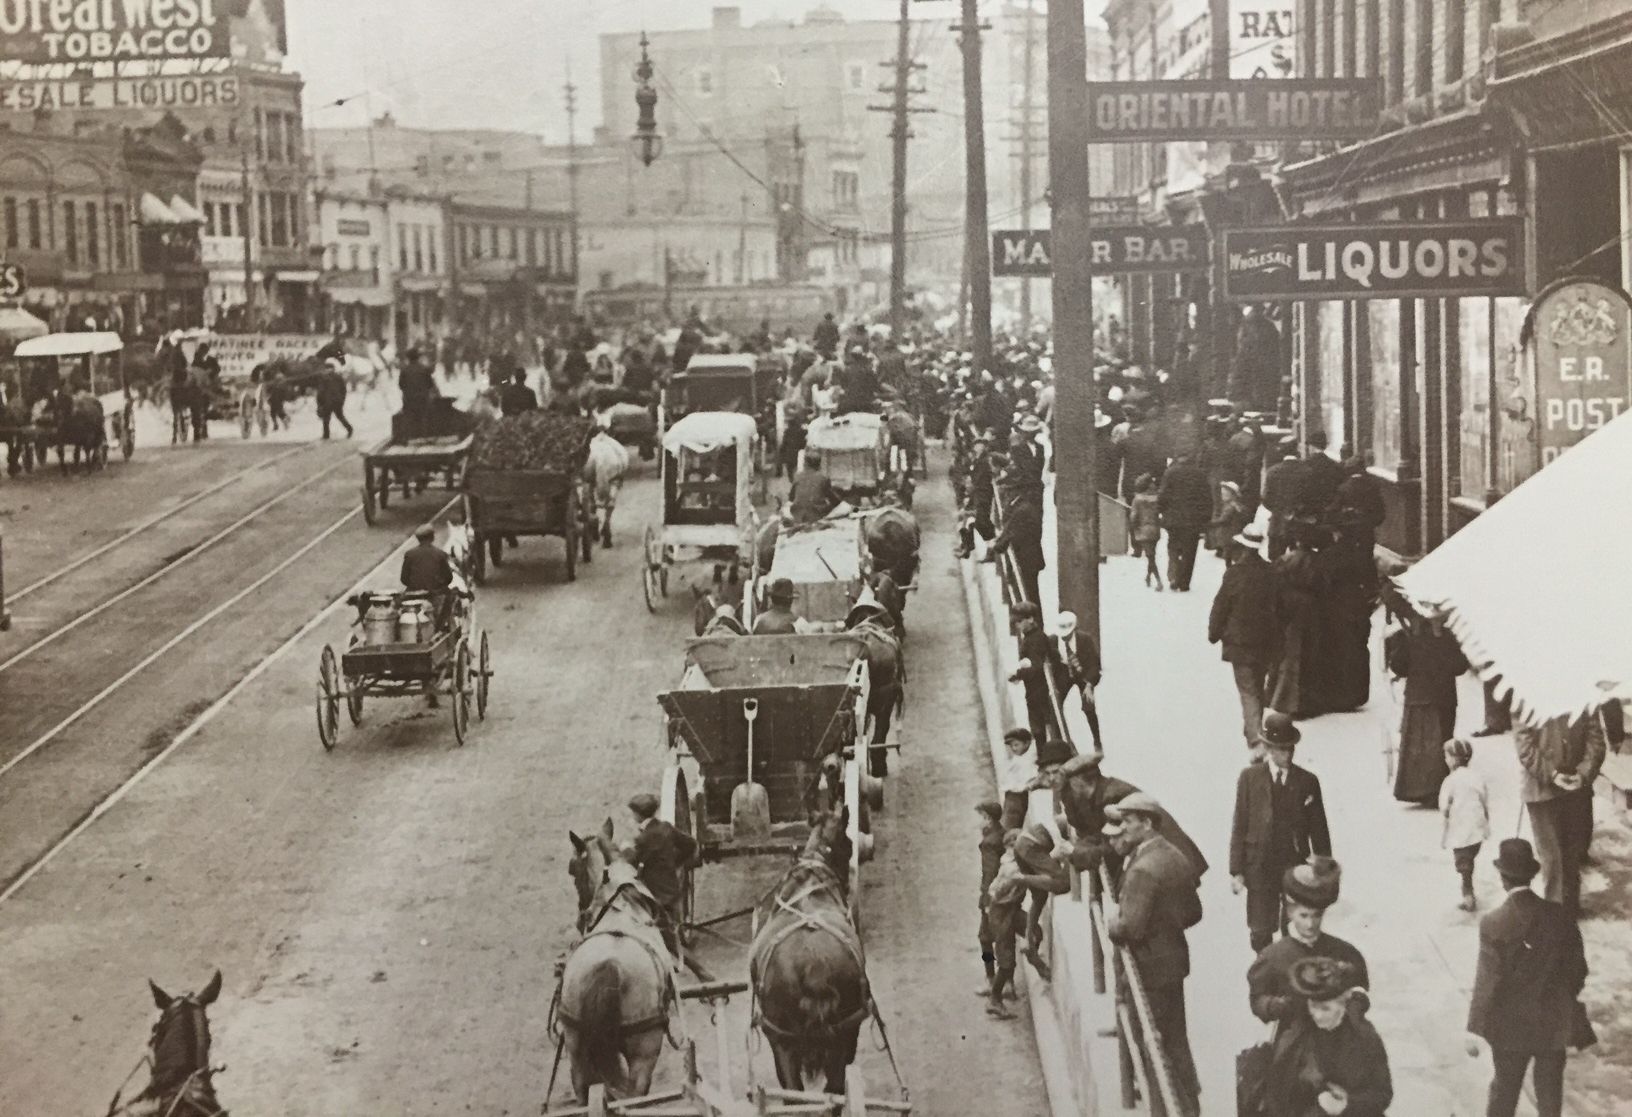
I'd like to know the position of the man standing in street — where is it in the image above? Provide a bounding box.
[1516,710,1607,919]
[498,366,538,417]
[789,451,838,524]
[1105,793,1203,1117]
[1230,713,1331,952]
[1466,838,1593,1117]
[1208,524,1280,748]
[1156,451,1212,592]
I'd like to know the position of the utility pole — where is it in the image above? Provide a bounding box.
[564,68,581,286]
[958,0,992,379]
[1017,0,1038,334]
[1049,0,1099,647]
[869,0,931,338]
[738,191,749,284]
[240,144,255,326]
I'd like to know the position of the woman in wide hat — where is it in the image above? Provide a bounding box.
[1255,956,1394,1117]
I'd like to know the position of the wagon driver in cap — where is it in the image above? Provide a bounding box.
[752,578,801,635]
[628,792,699,959]
[401,523,455,630]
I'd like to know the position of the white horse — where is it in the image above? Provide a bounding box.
[583,430,631,549]
[444,521,477,587]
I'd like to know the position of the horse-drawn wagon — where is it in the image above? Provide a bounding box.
[4,331,135,471]
[462,412,597,584]
[642,412,759,614]
[664,354,781,473]
[803,412,896,507]
[316,587,491,749]
[361,401,475,526]
[756,513,867,627]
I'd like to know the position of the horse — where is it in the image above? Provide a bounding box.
[866,570,907,641]
[444,520,477,587]
[42,388,106,473]
[583,430,631,549]
[558,819,677,1104]
[750,808,868,1096]
[109,970,226,1117]
[1,394,40,475]
[845,598,904,777]
[863,504,921,589]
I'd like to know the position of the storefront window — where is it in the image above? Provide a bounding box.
[1458,297,1490,500]
[1318,301,1346,456]
[1369,300,1402,472]
[1492,296,1533,495]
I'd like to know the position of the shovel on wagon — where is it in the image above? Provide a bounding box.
[731,697,772,841]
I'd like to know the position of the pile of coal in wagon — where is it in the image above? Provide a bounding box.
[471,412,596,473]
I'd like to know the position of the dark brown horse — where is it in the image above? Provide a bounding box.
[750,809,868,1096]
[110,970,225,1117]
[558,820,676,1104]
[845,595,904,775]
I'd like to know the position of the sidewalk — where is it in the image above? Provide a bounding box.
[1025,491,1632,1116]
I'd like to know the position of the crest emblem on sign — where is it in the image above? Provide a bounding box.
[1546,294,1620,348]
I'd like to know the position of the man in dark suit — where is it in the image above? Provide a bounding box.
[629,792,699,956]
[498,368,538,417]
[401,523,454,626]
[1209,524,1281,748]
[789,451,839,524]
[1230,713,1331,952]
[1261,445,1307,558]
[1466,838,1591,1117]
[985,482,1046,604]
[752,578,800,635]
[1301,430,1345,516]
[1105,793,1203,1117]
[1156,452,1212,592]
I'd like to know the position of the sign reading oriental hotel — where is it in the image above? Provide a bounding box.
[1085,79,1382,143]
[0,0,230,63]
[1219,220,1527,302]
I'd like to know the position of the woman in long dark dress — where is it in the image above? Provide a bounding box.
[1268,533,1325,717]
[1387,612,1469,805]
[1318,517,1379,713]
[1260,958,1393,1117]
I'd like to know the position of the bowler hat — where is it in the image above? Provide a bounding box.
[1017,414,1044,434]
[768,577,795,605]
[1493,837,1541,881]
[628,792,660,818]
[1034,737,1073,768]
[1282,856,1342,909]
[1288,956,1359,1002]
[1261,712,1301,749]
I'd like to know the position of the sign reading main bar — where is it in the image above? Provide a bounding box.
[1085,79,1382,142]
[992,226,1211,278]
[1219,219,1528,302]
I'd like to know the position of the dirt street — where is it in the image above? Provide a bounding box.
[0,460,1051,1117]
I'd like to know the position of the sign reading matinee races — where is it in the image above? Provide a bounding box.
[1528,279,1632,468]
[1085,79,1381,143]
[992,226,1211,278]
[0,0,230,64]
[207,335,332,382]
[0,75,238,112]
[1218,220,1526,302]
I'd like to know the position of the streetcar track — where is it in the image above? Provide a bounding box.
[0,452,357,678]
[0,499,458,907]
[3,443,313,606]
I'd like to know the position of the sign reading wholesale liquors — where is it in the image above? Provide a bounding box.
[1527,279,1632,468]
[992,225,1211,278]
[1219,220,1527,302]
[0,0,230,64]
[0,75,238,112]
[1085,79,1381,142]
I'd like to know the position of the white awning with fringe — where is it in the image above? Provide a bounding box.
[1393,409,1632,728]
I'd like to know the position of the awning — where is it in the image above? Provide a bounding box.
[139,193,181,225]
[273,270,320,283]
[167,195,204,224]
[326,285,394,308]
[398,275,445,294]
[459,282,488,297]
[1394,409,1632,728]
[0,305,49,342]
[15,331,124,357]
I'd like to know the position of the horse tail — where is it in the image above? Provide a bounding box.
[574,958,626,1090]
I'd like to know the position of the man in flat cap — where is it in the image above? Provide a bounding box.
[1246,856,1369,1028]
[401,523,455,635]
[752,578,800,635]
[1105,793,1203,1117]
[1230,712,1331,952]
[629,792,699,957]
[1055,752,1208,886]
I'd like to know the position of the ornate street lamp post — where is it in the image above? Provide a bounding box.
[632,33,663,167]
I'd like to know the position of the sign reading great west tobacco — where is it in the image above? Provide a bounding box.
[0,0,231,64]
[1085,79,1381,142]
[1527,279,1632,468]
[1219,220,1527,302]
[992,225,1211,277]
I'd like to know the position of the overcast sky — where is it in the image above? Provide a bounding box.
[286,0,1105,139]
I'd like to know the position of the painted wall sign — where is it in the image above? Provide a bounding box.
[1527,279,1632,468]
[1230,2,1297,79]
[0,75,239,112]
[0,0,231,64]
[1219,220,1527,302]
[336,219,372,237]
[992,225,1211,277]
[0,263,25,300]
[1084,78,1381,142]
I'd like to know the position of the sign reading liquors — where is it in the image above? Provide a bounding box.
[1219,220,1526,302]
[993,225,1211,278]
[1528,279,1632,467]
[0,75,239,112]
[0,0,231,64]
[1085,79,1380,142]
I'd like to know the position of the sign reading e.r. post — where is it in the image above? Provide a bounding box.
[1528,279,1632,468]
[993,225,1211,278]
[0,0,231,64]
[1085,78,1381,143]
[1218,220,1527,302]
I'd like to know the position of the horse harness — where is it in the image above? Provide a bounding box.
[750,864,872,1044]
[552,882,679,1044]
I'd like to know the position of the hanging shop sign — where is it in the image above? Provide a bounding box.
[1089,197,1140,225]
[1218,220,1527,302]
[0,0,231,64]
[0,263,25,300]
[206,334,332,381]
[0,75,239,112]
[1525,278,1632,468]
[992,225,1211,278]
[1084,78,1381,143]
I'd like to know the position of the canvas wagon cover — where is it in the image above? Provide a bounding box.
[806,411,885,453]
[768,516,865,622]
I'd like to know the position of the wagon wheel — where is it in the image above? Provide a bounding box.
[475,629,491,721]
[345,674,364,725]
[640,525,659,612]
[660,766,697,943]
[451,638,471,746]
[378,470,392,511]
[488,532,504,568]
[471,532,487,585]
[659,564,669,597]
[316,645,342,751]
[120,410,135,460]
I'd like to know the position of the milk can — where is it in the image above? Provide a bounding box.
[396,602,426,645]
[362,596,398,646]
